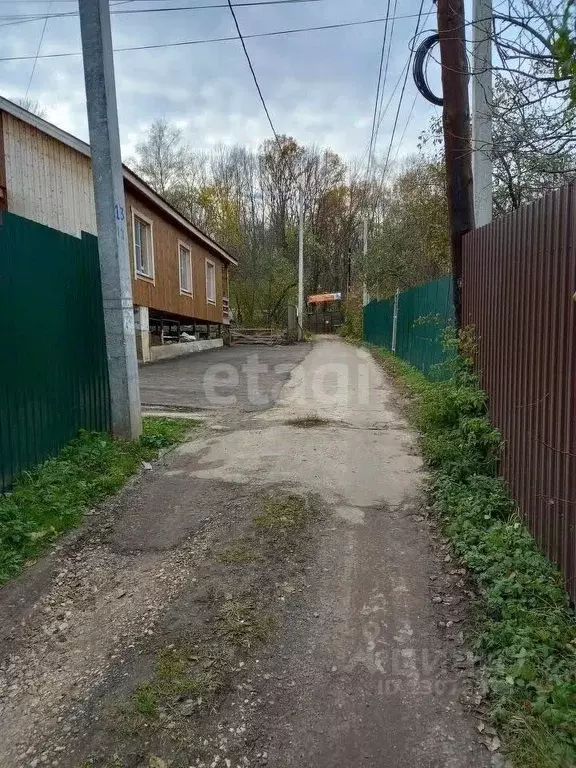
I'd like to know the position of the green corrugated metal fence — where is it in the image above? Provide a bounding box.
[363,276,454,376]
[0,212,111,492]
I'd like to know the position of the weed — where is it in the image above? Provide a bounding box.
[140,417,199,450]
[130,642,230,726]
[372,343,576,768]
[133,685,159,717]
[284,415,330,428]
[216,599,278,649]
[0,417,194,585]
[253,493,312,532]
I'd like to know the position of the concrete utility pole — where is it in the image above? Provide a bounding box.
[472,0,493,227]
[297,186,304,341]
[362,219,370,307]
[79,0,141,439]
[437,0,475,328]
[391,288,400,353]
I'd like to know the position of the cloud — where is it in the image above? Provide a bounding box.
[0,0,438,162]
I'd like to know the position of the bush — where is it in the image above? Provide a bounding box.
[339,289,363,339]
[372,344,576,768]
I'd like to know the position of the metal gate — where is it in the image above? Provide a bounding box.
[305,306,344,334]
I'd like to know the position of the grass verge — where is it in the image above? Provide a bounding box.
[0,416,197,585]
[370,345,576,768]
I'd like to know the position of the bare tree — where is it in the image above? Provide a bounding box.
[13,97,46,119]
[130,118,189,197]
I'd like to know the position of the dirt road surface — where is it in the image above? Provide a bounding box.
[0,338,494,768]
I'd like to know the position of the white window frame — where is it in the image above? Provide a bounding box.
[132,209,155,281]
[178,241,193,296]
[205,258,216,305]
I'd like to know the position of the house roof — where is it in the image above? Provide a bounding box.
[0,96,238,267]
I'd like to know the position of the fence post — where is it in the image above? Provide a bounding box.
[391,288,400,353]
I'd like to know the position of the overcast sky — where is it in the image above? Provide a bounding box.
[0,0,442,164]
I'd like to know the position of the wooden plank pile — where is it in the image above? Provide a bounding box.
[231,327,288,345]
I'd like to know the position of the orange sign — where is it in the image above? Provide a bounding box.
[307,292,342,304]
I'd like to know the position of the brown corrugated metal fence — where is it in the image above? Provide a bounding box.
[462,183,576,599]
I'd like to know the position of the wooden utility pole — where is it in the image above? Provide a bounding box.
[437,0,475,327]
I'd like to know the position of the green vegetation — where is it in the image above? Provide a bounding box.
[372,345,576,768]
[141,416,197,449]
[0,416,195,585]
[284,415,330,428]
[128,600,275,727]
[132,641,230,721]
[339,288,363,340]
[216,599,278,649]
[253,492,315,532]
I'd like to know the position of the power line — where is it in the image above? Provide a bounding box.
[370,0,398,157]
[393,92,418,162]
[24,0,51,98]
[0,13,435,62]
[356,53,410,179]
[226,0,279,139]
[381,0,430,177]
[0,0,325,22]
[366,0,392,177]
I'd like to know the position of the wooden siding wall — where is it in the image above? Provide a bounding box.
[1,110,228,324]
[125,186,224,323]
[2,112,97,237]
[0,113,7,210]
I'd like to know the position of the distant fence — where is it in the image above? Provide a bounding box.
[463,183,576,600]
[363,276,454,375]
[0,212,111,492]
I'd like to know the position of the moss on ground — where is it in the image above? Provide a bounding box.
[253,492,316,532]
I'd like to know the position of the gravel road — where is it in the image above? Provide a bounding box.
[0,338,496,768]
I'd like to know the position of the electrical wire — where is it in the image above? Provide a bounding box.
[366,0,392,177]
[381,0,430,177]
[371,0,398,150]
[24,0,51,99]
[0,13,437,62]
[0,0,325,22]
[226,0,279,139]
[393,91,418,162]
[413,33,443,106]
[0,7,436,30]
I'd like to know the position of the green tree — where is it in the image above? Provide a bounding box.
[366,157,450,298]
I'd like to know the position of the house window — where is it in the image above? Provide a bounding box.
[179,243,192,295]
[133,212,154,279]
[205,259,216,304]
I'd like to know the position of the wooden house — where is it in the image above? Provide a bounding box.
[0,97,237,361]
